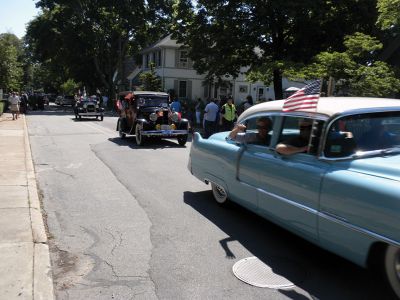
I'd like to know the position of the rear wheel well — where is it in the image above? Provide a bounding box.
[368,242,400,298]
[367,242,386,271]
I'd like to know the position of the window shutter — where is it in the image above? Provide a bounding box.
[175,50,179,67]
[187,80,192,100]
[174,80,179,96]
[203,83,209,98]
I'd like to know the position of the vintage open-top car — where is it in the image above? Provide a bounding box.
[116,91,189,146]
[74,95,104,120]
[188,97,400,297]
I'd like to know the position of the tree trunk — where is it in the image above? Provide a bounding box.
[93,56,109,89]
[273,68,283,100]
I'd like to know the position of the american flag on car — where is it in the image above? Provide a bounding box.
[282,80,321,112]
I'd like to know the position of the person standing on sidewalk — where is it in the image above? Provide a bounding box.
[203,98,219,138]
[243,95,253,111]
[195,98,204,127]
[220,96,237,131]
[8,92,21,120]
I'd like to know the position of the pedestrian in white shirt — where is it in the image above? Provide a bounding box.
[8,92,21,120]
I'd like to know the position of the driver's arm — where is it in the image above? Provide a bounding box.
[228,123,246,140]
[276,143,308,155]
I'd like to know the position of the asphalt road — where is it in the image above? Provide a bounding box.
[26,105,395,300]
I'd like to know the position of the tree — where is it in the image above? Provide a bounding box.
[139,63,162,91]
[172,0,379,99]
[0,33,23,91]
[26,0,173,98]
[377,0,400,29]
[303,33,400,97]
[60,79,79,95]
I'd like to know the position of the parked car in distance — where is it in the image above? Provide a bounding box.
[116,91,189,146]
[57,95,75,106]
[74,96,104,121]
[55,96,62,105]
[188,97,400,297]
[46,93,57,103]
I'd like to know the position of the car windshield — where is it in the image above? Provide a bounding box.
[325,111,400,158]
[136,95,169,107]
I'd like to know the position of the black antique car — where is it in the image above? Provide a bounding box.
[116,91,189,146]
[74,96,104,121]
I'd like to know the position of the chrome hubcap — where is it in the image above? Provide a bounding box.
[215,185,226,197]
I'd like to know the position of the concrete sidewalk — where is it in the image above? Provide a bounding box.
[0,112,54,300]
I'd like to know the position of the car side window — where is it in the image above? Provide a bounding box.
[325,112,400,157]
[278,117,303,143]
[278,116,323,155]
[243,115,275,146]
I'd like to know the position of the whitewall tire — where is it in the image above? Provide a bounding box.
[211,182,228,205]
[384,245,400,298]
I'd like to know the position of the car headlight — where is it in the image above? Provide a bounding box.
[170,124,176,130]
[150,113,158,122]
[171,112,180,122]
[156,124,161,130]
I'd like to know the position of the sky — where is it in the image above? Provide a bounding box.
[0,0,40,38]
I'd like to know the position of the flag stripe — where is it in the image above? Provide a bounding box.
[286,95,319,100]
[283,105,318,112]
[285,99,318,107]
[284,103,318,109]
[284,97,319,104]
[284,95,319,102]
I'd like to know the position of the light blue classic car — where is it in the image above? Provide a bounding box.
[188,97,400,297]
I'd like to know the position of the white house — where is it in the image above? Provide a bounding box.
[128,35,306,105]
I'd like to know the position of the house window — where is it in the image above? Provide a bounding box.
[179,81,187,98]
[239,85,248,93]
[179,50,188,68]
[257,87,264,101]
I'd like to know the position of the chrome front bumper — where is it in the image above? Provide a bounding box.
[141,130,188,137]
[77,112,103,116]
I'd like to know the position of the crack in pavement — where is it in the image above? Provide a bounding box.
[105,227,123,256]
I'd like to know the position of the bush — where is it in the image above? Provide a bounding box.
[0,101,4,115]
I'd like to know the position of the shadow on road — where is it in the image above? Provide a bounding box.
[183,190,393,300]
[108,136,190,150]
[71,117,103,122]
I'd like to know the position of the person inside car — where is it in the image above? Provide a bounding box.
[276,119,313,155]
[358,119,396,151]
[228,117,272,145]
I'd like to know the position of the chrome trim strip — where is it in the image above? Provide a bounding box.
[257,188,318,215]
[319,211,400,247]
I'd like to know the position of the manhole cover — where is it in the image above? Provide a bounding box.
[232,256,305,289]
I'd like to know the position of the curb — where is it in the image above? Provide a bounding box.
[23,115,55,299]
